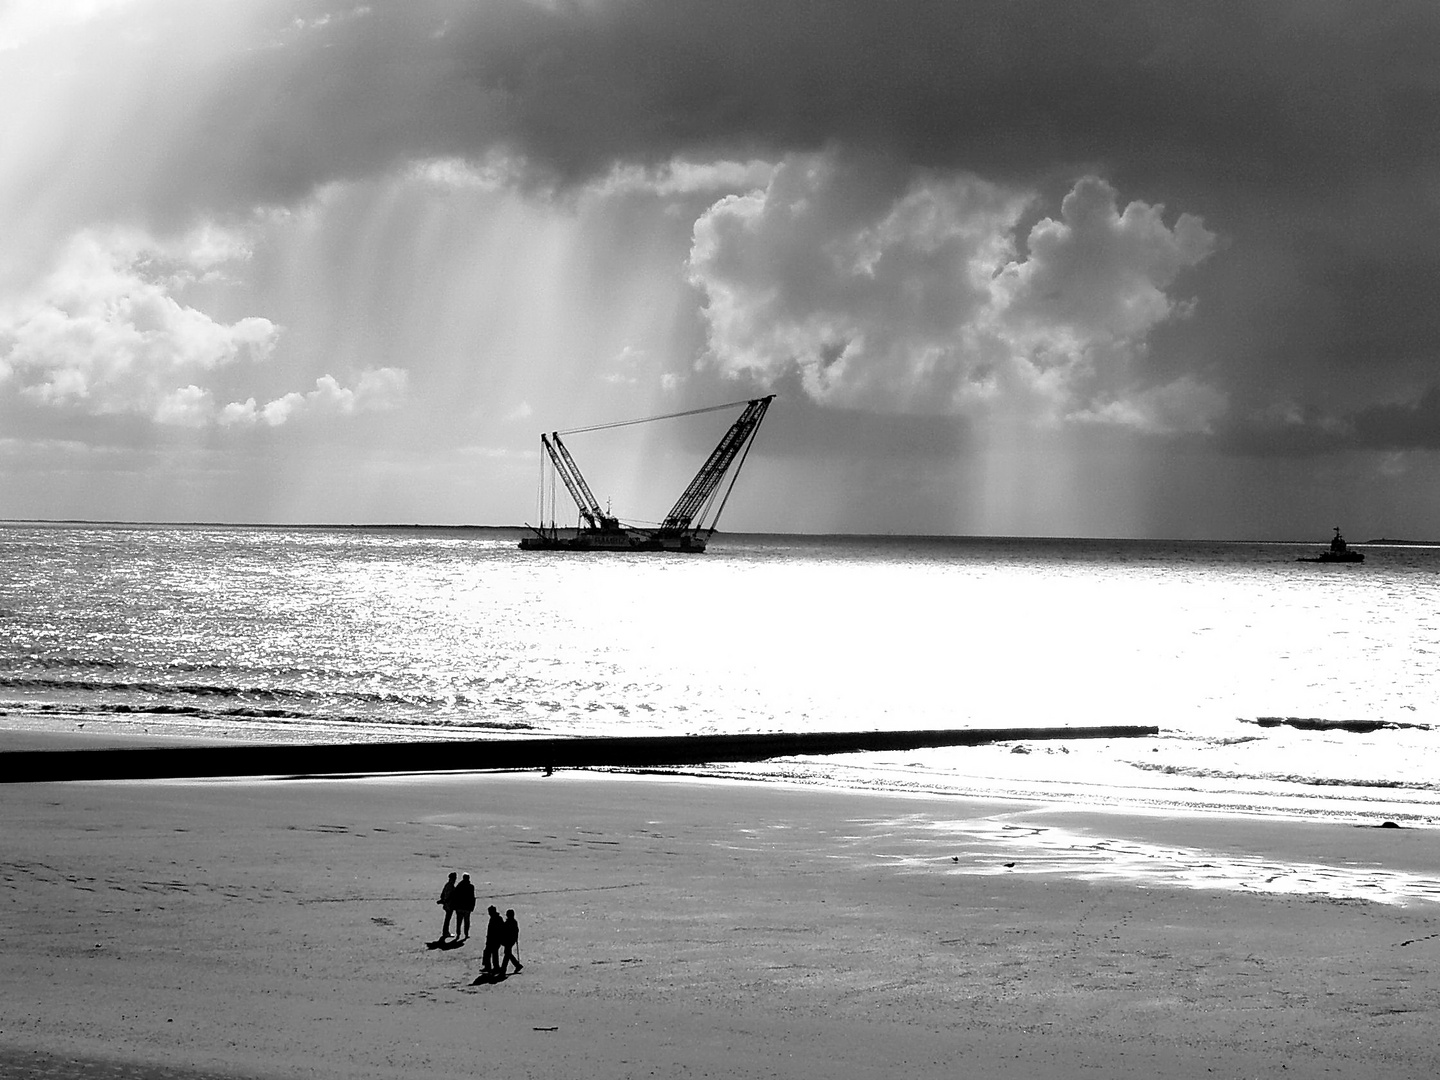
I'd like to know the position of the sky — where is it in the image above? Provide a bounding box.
[2,0,1439,539]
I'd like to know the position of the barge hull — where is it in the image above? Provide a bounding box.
[519,531,706,552]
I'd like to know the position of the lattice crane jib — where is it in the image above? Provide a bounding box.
[527,394,774,547]
[541,433,601,529]
[659,395,774,535]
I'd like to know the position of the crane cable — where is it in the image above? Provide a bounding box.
[557,397,757,436]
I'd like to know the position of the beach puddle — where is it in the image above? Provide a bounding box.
[875,815,1440,907]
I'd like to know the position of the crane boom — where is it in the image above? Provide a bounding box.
[521,394,775,553]
[658,395,774,535]
[541,433,601,529]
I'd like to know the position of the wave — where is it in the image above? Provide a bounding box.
[1,653,420,682]
[5,699,317,721]
[0,699,536,731]
[0,674,515,711]
[0,674,329,701]
[1129,760,1440,793]
[1244,716,1434,733]
[0,655,126,671]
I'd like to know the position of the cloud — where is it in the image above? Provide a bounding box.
[219,368,408,428]
[992,177,1215,353]
[589,158,777,199]
[190,4,1440,206]
[1213,382,1440,456]
[15,2,1432,229]
[407,153,526,194]
[688,152,1028,411]
[0,225,407,429]
[154,384,216,427]
[1070,376,1228,436]
[1350,388,1440,450]
[5,0,1438,470]
[0,228,278,417]
[688,155,1216,431]
[0,0,140,52]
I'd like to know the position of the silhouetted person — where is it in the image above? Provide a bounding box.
[436,871,457,939]
[452,874,476,940]
[500,909,523,973]
[482,905,505,973]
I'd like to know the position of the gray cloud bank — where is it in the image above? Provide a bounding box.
[26,2,1430,217]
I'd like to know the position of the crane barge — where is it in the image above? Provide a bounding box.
[519,395,774,552]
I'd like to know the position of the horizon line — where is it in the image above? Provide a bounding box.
[2,518,1433,547]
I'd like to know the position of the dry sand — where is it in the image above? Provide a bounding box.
[3,748,1440,1078]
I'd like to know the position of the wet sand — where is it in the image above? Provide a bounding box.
[3,747,1440,1078]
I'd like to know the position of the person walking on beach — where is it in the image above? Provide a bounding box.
[482,905,505,973]
[436,871,457,939]
[500,909,524,974]
[452,874,476,940]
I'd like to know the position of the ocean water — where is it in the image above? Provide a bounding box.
[3,522,1439,822]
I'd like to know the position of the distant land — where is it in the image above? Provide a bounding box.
[1363,538,1440,546]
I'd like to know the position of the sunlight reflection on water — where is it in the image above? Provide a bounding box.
[3,525,1439,819]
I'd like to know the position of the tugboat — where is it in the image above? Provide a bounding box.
[1298,527,1365,563]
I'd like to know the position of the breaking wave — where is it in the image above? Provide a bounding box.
[1128,760,1440,793]
[1246,716,1433,733]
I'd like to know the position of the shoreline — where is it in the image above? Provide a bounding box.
[5,721,1438,829]
[4,770,1440,1079]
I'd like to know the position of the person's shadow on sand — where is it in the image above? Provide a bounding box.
[470,970,511,986]
[427,938,466,951]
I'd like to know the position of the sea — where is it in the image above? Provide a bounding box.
[4,522,1439,824]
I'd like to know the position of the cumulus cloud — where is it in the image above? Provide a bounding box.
[219,368,409,428]
[154,384,217,427]
[0,226,407,429]
[991,177,1215,353]
[688,155,1217,432]
[0,228,278,417]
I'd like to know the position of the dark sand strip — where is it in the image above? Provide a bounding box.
[0,725,1156,783]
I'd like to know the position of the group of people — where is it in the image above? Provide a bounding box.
[436,872,524,975]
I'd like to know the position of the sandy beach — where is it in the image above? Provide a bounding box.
[4,738,1440,1079]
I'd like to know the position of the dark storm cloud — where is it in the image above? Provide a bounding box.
[1351,390,1440,451]
[441,1,1440,196]
[757,398,970,460]
[1221,387,1440,456]
[104,1,1438,217]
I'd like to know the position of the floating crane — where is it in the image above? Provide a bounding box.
[520,395,774,552]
